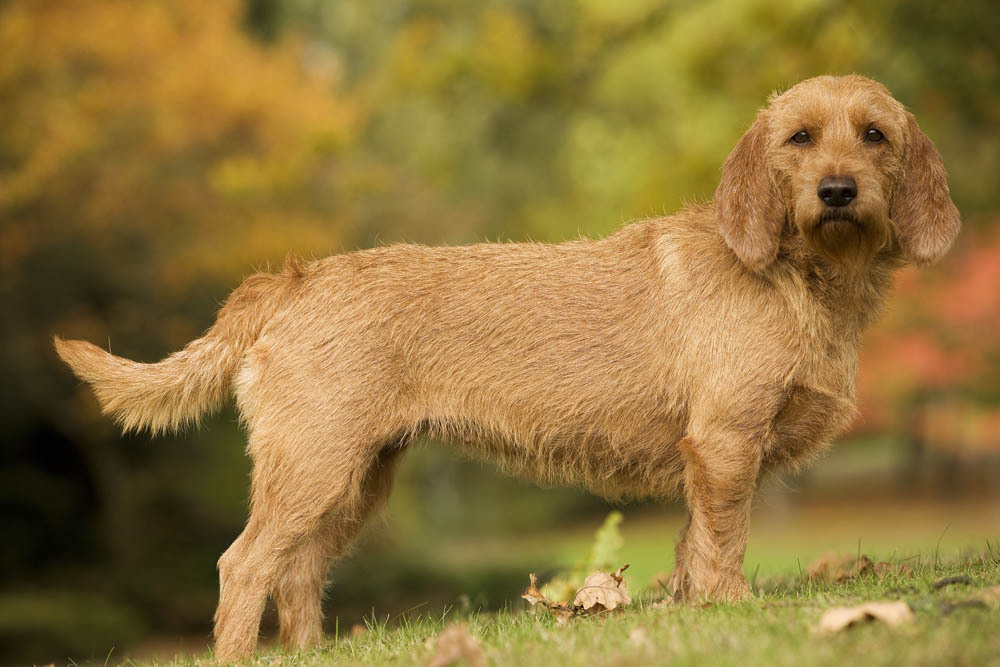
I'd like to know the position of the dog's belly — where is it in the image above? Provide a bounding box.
[423,396,687,501]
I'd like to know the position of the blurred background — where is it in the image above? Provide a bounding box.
[1,0,998,663]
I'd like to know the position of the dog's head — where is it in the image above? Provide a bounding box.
[715,75,960,271]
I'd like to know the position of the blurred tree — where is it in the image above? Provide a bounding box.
[0,0,365,654]
[875,0,1000,217]
[275,0,997,247]
[244,0,285,42]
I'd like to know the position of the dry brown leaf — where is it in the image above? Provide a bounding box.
[573,564,631,613]
[523,564,632,622]
[816,601,915,634]
[806,553,873,582]
[426,622,485,667]
[522,573,576,623]
[805,552,844,579]
[350,623,367,638]
[522,573,548,606]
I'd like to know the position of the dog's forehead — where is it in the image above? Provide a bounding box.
[767,76,905,128]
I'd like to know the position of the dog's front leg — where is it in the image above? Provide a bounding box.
[673,434,760,602]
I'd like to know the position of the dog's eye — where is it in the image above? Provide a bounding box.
[790,130,811,145]
[864,128,884,143]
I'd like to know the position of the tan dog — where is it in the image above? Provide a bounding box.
[55,75,959,660]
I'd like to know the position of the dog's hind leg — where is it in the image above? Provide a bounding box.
[213,513,283,661]
[270,516,340,652]
[272,447,403,651]
[212,425,402,661]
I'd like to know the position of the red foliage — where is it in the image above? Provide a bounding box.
[854,221,1000,447]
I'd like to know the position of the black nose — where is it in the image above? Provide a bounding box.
[817,176,857,207]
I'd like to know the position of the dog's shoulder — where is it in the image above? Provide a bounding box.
[640,203,761,298]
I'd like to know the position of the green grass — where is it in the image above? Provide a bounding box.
[124,545,1000,667]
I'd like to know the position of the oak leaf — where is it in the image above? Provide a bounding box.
[573,564,631,613]
[522,564,632,622]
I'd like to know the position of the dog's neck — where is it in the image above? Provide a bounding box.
[777,231,899,345]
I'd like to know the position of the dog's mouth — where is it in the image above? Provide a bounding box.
[816,209,862,227]
[802,204,890,266]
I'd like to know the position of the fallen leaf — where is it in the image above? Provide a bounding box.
[806,553,873,582]
[350,623,367,638]
[522,573,576,623]
[523,564,632,621]
[522,573,548,606]
[816,601,915,633]
[573,564,631,613]
[426,623,485,667]
[805,552,840,578]
[843,556,874,580]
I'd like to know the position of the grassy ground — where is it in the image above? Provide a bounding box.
[67,438,1000,666]
[15,439,998,664]
[129,549,1000,667]
[121,504,1000,667]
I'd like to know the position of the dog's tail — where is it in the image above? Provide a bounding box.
[54,259,303,435]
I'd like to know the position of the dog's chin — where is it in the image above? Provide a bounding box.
[802,210,887,266]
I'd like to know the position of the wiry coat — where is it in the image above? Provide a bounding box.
[55,75,960,660]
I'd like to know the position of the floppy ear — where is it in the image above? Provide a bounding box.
[715,111,785,271]
[891,113,961,265]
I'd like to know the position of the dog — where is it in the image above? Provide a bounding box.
[55,75,960,660]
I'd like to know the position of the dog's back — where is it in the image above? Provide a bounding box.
[230,220,692,497]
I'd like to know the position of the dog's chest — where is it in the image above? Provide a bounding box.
[765,344,859,468]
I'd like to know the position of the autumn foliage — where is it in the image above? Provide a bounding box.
[1,0,359,280]
[857,223,1000,455]
[0,4,370,655]
[0,0,370,442]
